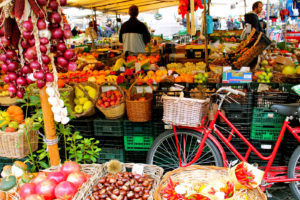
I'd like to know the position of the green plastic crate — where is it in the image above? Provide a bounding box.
[251,123,283,141]
[252,108,285,124]
[123,120,153,136]
[97,148,124,163]
[94,118,123,137]
[124,136,153,151]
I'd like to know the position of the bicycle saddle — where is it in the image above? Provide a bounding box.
[271,103,300,117]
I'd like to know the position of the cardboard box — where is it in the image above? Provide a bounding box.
[222,71,252,83]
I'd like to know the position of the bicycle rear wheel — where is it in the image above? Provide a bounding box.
[288,145,300,199]
[146,129,223,173]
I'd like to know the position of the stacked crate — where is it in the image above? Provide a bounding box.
[93,118,124,163]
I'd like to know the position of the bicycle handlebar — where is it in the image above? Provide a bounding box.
[217,87,246,96]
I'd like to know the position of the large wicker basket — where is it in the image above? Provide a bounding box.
[154,165,266,200]
[96,82,126,119]
[72,82,99,118]
[162,94,209,127]
[0,128,38,158]
[74,162,164,200]
[0,96,18,106]
[126,81,154,122]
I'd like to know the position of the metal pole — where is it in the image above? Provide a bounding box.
[244,0,247,14]
[204,0,208,68]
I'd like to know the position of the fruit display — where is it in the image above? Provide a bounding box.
[222,37,238,43]
[194,72,208,83]
[0,84,9,96]
[17,161,89,200]
[85,161,154,200]
[0,105,24,132]
[97,90,123,108]
[74,84,97,114]
[166,62,206,75]
[255,68,273,83]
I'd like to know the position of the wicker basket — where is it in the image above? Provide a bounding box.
[75,162,164,200]
[162,94,209,127]
[72,82,99,118]
[0,96,18,106]
[0,128,38,158]
[126,81,154,122]
[154,165,266,200]
[96,82,126,119]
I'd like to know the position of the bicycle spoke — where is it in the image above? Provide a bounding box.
[154,148,179,164]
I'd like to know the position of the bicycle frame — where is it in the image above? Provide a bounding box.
[173,109,300,184]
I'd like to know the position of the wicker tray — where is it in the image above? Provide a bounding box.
[0,96,18,106]
[78,162,164,200]
[162,95,209,127]
[0,128,38,158]
[154,165,266,200]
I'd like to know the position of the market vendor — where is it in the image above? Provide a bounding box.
[245,1,263,33]
[119,5,151,57]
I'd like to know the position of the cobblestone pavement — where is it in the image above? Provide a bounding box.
[266,183,297,200]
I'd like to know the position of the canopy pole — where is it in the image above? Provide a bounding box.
[244,0,247,14]
[266,0,270,37]
[204,0,208,68]
[40,87,60,167]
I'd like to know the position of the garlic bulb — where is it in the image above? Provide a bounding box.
[46,87,55,97]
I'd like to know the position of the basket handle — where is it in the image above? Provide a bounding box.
[76,84,97,104]
[127,80,155,99]
[99,81,125,102]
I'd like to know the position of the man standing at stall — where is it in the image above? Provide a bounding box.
[119,5,151,57]
[245,1,264,33]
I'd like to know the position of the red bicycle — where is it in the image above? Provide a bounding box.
[147,87,300,198]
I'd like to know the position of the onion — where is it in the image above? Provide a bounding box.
[42,55,50,64]
[16,89,25,98]
[36,79,46,88]
[1,63,8,72]
[19,183,36,199]
[40,37,49,45]
[6,50,16,59]
[0,53,6,62]
[29,38,35,46]
[30,61,41,70]
[0,27,4,36]
[23,31,32,40]
[21,40,30,49]
[5,59,12,64]
[37,19,47,30]
[48,1,58,11]
[4,75,10,83]
[40,45,47,54]
[8,85,17,94]
[54,181,77,200]
[8,72,17,81]
[67,62,76,72]
[50,45,56,53]
[37,0,47,6]
[35,179,57,200]
[38,9,46,19]
[57,43,66,52]
[52,28,63,39]
[16,77,27,86]
[57,57,68,68]
[63,30,72,39]
[43,65,49,72]
[66,172,87,189]
[33,70,45,80]
[48,23,59,30]
[26,75,35,84]
[7,62,18,71]
[64,49,75,60]
[60,0,67,6]
[21,65,32,74]
[50,12,61,24]
[25,47,37,60]
[47,171,66,184]
[22,21,33,32]
[1,36,10,47]
[63,23,71,31]
[45,72,54,82]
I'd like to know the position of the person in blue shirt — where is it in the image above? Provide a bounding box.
[104,19,114,37]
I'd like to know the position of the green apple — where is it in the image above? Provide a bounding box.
[8,121,19,129]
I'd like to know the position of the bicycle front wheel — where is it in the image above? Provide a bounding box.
[288,145,300,199]
[147,129,223,173]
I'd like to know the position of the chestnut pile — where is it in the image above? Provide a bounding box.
[85,172,154,200]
